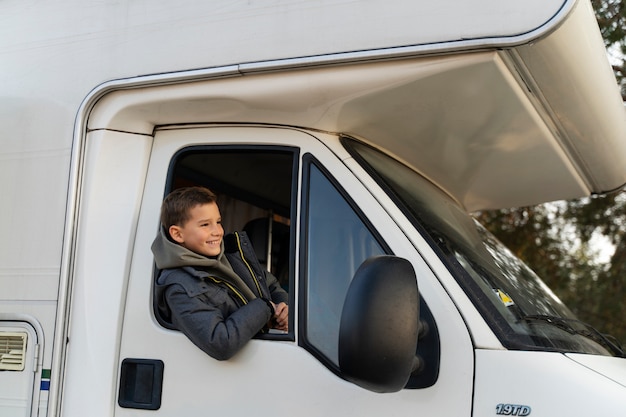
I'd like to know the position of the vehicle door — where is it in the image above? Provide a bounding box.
[115,126,474,416]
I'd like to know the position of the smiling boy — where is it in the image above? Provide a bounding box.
[151,186,289,360]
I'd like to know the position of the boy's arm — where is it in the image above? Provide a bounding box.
[165,284,273,360]
[264,270,289,331]
[265,270,289,305]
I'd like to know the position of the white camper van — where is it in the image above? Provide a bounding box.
[1,0,626,416]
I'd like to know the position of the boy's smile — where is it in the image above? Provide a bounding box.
[170,202,224,257]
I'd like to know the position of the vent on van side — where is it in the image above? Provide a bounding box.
[0,332,27,371]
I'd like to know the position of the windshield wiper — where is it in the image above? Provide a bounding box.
[521,315,626,358]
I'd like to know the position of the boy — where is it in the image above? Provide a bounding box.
[151,186,289,360]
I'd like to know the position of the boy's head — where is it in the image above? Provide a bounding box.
[161,186,224,257]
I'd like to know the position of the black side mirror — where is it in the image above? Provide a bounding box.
[338,255,419,393]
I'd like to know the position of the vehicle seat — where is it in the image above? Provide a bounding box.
[243,217,290,288]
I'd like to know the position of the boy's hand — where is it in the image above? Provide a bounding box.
[272,302,289,332]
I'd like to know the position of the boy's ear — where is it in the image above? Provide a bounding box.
[169,225,185,244]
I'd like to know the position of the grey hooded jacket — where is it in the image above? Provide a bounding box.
[151,228,288,360]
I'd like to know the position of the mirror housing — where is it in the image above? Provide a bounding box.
[338,255,419,393]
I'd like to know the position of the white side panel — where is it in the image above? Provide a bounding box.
[61,130,152,417]
[0,142,68,301]
[2,0,569,86]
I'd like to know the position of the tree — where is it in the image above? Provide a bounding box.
[475,197,625,341]
[592,0,626,99]
[560,192,626,341]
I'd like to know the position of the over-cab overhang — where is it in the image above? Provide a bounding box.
[86,0,626,211]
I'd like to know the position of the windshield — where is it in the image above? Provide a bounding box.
[343,138,616,356]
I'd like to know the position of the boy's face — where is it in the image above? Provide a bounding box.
[169,202,224,257]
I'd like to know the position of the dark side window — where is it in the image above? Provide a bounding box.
[301,158,386,365]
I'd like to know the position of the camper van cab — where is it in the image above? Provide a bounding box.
[1,0,626,416]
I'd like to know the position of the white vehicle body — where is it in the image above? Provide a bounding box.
[1,0,626,416]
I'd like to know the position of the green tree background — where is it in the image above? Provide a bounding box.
[476,0,626,345]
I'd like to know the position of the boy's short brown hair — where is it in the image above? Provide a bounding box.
[160,186,218,231]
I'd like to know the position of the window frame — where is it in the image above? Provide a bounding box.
[153,143,300,342]
[299,152,441,389]
[298,153,392,373]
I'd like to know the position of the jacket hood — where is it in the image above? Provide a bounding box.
[151,227,227,270]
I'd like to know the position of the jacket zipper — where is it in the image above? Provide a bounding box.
[207,276,248,305]
[234,231,264,297]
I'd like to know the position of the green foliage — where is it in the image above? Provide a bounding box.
[562,191,626,341]
[591,0,626,99]
[476,191,626,346]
